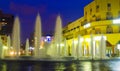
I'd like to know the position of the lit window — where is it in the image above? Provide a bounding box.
[90,8,92,15]
[106,26,113,33]
[96,5,99,12]
[2,19,5,21]
[107,3,111,11]
[83,23,90,28]
[106,12,113,20]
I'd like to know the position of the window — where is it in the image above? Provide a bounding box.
[107,3,111,7]
[96,16,101,21]
[90,28,95,34]
[77,26,79,28]
[90,8,92,15]
[96,5,99,12]
[95,28,101,34]
[106,12,113,20]
[81,21,84,26]
[85,12,87,15]
[85,12,87,17]
[107,3,111,11]
[106,26,113,33]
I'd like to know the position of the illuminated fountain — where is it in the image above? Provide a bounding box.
[34,14,49,58]
[54,15,63,58]
[0,14,108,60]
[12,16,20,57]
[47,15,63,58]
[100,35,106,59]
[77,35,83,59]
[6,36,12,56]
[63,39,67,57]
[34,14,41,57]
[0,35,13,58]
[0,36,3,58]
[72,39,75,57]
[25,38,29,56]
[90,34,94,59]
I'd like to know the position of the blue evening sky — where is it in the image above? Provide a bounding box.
[0,0,92,43]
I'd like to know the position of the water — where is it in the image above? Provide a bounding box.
[0,36,3,58]
[100,35,106,59]
[7,36,11,56]
[34,14,42,57]
[25,38,29,56]
[12,16,20,57]
[1,60,120,71]
[54,15,63,57]
[3,15,107,59]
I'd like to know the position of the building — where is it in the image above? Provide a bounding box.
[0,10,14,45]
[63,0,120,57]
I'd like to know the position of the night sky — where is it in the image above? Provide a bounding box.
[0,0,92,43]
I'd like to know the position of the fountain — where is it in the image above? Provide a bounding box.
[100,35,106,59]
[63,39,67,56]
[6,36,11,56]
[12,16,20,57]
[0,13,108,61]
[72,39,75,57]
[54,15,63,58]
[34,14,41,57]
[90,34,94,59]
[77,35,82,59]
[25,38,29,56]
[0,36,3,58]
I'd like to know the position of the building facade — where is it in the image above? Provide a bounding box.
[0,10,14,45]
[63,0,120,57]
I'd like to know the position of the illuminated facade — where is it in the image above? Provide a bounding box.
[63,0,120,57]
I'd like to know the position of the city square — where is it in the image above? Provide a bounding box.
[0,0,120,71]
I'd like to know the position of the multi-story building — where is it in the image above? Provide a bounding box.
[63,0,120,57]
[0,10,14,45]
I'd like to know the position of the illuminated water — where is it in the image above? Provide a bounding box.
[53,15,63,57]
[1,60,120,71]
[12,16,20,57]
[34,14,42,57]
[25,38,29,56]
